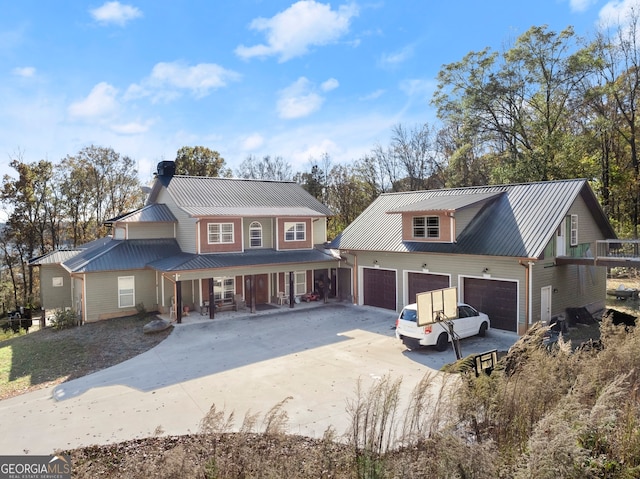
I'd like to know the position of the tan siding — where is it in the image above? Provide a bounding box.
[200,218,243,253]
[126,223,175,239]
[352,251,527,327]
[84,270,158,322]
[277,218,313,250]
[401,212,454,242]
[243,218,274,249]
[455,204,485,236]
[312,217,327,244]
[157,188,198,252]
[39,265,72,309]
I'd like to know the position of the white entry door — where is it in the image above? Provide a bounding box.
[541,285,552,324]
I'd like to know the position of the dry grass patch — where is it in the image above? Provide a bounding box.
[0,314,172,400]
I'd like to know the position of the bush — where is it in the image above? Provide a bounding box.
[51,309,79,330]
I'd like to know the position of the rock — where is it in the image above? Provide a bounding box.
[143,318,172,334]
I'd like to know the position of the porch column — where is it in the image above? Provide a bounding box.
[176,281,183,324]
[289,271,294,308]
[208,278,214,319]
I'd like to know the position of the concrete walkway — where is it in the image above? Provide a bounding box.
[0,302,519,455]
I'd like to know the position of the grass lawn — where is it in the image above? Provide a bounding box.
[0,314,172,400]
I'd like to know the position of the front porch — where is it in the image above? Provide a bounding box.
[159,295,338,325]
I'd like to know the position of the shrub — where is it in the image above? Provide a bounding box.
[50,309,79,330]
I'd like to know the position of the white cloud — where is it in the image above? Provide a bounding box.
[12,66,36,78]
[235,0,359,62]
[90,1,142,26]
[68,82,119,118]
[277,77,325,119]
[360,89,385,101]
[111,121,152,135]
[126,61,241,102]
[568,0,597,12]
[598,0,640,28]
[321,78,339,91]
[379,45,414,68]
[399,78,436,99]
[241,133,265,150]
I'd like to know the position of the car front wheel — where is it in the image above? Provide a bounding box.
[478,321,488,337]
[435,332,449,352]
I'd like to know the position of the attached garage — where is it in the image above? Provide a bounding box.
[463,277,518,332]
[407,272,449,303]
[363,268,397,310]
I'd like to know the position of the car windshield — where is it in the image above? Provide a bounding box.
[400,308,417,322]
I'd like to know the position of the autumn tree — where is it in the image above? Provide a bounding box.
[175,146,231,177]
[236,155,293,180]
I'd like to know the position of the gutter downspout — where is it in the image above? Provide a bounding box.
[519,260,535,334]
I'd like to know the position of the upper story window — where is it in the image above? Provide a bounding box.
[208,223,234,244]
[570,214,578,246]
[249,221,262,247]
[285,222,306,241]
[413,216,439,239]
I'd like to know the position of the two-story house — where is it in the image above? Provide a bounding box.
[31,161,343,323]
[330,179,617,335]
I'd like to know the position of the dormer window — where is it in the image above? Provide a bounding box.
[413,216,439,239]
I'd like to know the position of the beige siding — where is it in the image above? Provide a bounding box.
[156,188,198,252]
[243,218,274,249]
[350,251,527,325]
[84,270,158,322]
[39,265,72,310]
[312,217,327,244]
[127,223,175,239]
[455,204,485,236]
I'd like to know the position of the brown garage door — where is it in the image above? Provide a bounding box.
[363,268,397,310]
[463,277,517,332]
[408,272,450,303]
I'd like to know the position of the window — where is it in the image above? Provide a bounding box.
[285,271,307,297]
[208,223,234,244]
[118,276,135,308]
[52,277,63,287]
[413,216,439,239]
[570,214,578,246]
[249,221,262,247]
[214,277,235,303]
[285,222,306,241]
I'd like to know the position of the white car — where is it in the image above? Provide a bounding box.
[395,302,490,351]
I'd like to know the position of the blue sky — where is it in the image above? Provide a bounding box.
[0,0,636,183]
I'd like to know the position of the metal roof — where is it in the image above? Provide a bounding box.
[147,247,340,272]
[386,191,502,213]
[179,206,326,217]
[63,239,183,273]
[148,176,333,217]
[29,237,113,266]
[114,204,177,223]
[331,179,616,259]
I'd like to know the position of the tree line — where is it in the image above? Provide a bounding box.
[3,19,640,310]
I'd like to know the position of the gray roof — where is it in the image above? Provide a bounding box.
[148,176,333,217]
[63,239,183,273]
[50,237,337,274]
[387,192,502,213]
[114,204,177,223]
[147,247,340,272]
[331,179,616,258]
[29,237,112,266]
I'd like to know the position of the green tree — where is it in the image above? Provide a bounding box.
[174,146,231,177]
[0,157,55,306]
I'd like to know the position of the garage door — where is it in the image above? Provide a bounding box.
[363,268,397,310]
[408,272,449,303]
[463,277,517,332]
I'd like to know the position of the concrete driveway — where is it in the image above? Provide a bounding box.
[0,303,518,455]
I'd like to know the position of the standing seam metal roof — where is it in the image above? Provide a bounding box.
[151,176,333,217]
[330,179,615,258]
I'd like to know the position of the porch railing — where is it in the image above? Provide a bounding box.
[596,239,640,261]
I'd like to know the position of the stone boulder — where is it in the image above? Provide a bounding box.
[143,318,172,334]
